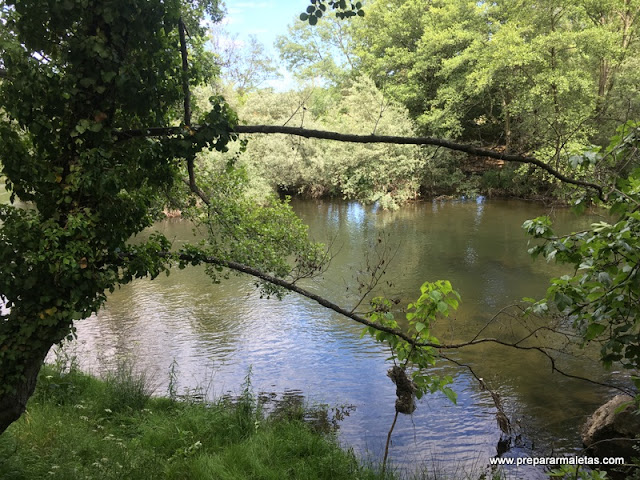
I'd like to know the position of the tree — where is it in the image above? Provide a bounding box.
[211,77,425,208]
[351,0,640,192]
[524,122,640,371]
[0,0,391,438]
[0,0,217,433]
[276,13,359,85]
[0,0,328,434]
[211,33,280,95]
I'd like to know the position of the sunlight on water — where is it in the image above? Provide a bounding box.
[64,198,621,479]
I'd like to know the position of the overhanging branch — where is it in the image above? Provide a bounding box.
[162,250,630,395]
[235,126,604,199]
[116,124,605,199]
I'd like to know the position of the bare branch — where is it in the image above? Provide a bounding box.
[115,124,605,199]
[161,250,630,395]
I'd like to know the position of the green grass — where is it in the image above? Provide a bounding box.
[0,364,385,480]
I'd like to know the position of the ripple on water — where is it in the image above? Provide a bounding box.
[63,199,621,479]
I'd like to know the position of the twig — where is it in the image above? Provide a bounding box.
[382,411,399,477]
[283,90,313,127]
[439,353,512,436]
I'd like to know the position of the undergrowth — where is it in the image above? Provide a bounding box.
[0,357,507,480]
[0,360,380,480]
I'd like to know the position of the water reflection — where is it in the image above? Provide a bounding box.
[67,199,620,479]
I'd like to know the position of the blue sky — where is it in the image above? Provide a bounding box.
[221,1,309,58]
[210,1,313,89]
[212,1,334,90]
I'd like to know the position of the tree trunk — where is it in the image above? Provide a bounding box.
[502,93,512,153]
[0,310,61,436]
[598,57,610,98]
[0,350,46,435]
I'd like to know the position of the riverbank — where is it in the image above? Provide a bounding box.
[0,364,386,480]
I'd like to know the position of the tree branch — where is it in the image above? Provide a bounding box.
[178,16,200,197]
[115,124,605,199]
[235,126,604,199]
[181,177,210,206]
[178,18,192,128]
[439,353,513,436]
[162,250,630,395]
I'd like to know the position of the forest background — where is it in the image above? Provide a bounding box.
[209,0,640,209]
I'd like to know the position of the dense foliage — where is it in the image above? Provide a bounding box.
[355,0,639,148]
[524,122,640,371]
[272,0,640,199]
[203,77,429,209]
[0,0,339,434]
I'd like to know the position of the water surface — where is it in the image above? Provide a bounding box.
[66,198,620,478]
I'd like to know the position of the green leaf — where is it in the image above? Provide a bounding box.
[429,290,443,301]
[443,387,457,404]
[585,323,606,341]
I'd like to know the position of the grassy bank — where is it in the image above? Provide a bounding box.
[0,363,384,480]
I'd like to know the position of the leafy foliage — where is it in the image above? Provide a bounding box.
[344,0,640,195]
[213,77,427,209]
[211,34,280,95]
[300,0,365,26]
[0,0,325,432]
[364,280,460,405]
[524,123,640,369]
[276,13,360,85]
[175,158,328,297]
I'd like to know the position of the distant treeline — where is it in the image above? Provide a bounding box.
[207,0,640,206]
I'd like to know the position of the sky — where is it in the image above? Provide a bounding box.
[221,1,309,54]
[215,1,312,89]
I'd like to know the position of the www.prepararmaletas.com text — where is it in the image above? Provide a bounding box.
[490,456,625,467]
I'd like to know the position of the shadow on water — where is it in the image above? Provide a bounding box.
[62,198,623,479]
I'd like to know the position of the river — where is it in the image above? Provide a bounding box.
[61,197,621,478]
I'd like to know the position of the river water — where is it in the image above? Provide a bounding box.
[63,197,622,478]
